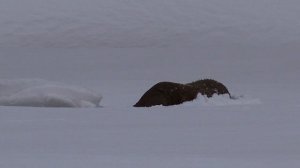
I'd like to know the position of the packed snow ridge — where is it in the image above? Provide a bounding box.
[0,79,102,108]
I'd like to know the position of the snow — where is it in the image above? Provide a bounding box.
[1,0,300,167]
[183,94,261,107]
[1,0,300,48]
[0,100,299,168]
[0,48,299,168]
[0,79,102,107]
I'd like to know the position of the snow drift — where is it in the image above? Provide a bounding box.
[183,94,261,107]
[0,79,102,107]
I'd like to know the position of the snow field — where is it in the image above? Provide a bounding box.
[0,101,299,168]
[0,47,299,167]
[1,0,300,48]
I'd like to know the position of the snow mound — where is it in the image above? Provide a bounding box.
[0,79,102,108]
[183,94,261,107]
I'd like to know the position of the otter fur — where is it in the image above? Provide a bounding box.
[186,79,231,98]
[134,79,230,107]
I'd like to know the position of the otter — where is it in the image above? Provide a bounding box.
[134,79,230,107]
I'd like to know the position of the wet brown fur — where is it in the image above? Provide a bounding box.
[134,79,230,107]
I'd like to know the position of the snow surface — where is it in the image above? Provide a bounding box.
[183,94,261,107]
[0,48,299,168]
[1,0,300,167]
[0,79,102,107]
[1,0,300,48]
